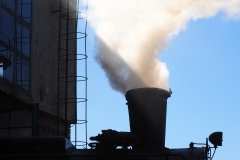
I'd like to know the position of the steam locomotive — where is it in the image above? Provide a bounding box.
[0,88,222,160]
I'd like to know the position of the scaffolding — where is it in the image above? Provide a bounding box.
[57,0,88,148]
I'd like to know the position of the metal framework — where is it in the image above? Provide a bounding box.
[57,0,88,148]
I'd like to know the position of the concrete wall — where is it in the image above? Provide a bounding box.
[31,0,60,115]
[31,0,77,121]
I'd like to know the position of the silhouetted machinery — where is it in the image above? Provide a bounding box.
[89,129,138,150]
[0,88,222,160]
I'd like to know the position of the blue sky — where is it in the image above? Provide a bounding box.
[76,9,240,160]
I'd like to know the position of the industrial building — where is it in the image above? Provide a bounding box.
[0,0,82,139]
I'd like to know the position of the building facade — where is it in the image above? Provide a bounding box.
[0,0,78,139]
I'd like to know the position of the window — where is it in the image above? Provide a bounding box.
[0,63,3,77]
[0,0,31,92]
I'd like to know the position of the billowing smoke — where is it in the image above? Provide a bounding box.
[85,0,240,94]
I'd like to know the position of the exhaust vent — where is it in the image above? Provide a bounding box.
[126,88,171,151]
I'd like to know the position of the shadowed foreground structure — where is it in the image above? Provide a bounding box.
[0,88,222,160]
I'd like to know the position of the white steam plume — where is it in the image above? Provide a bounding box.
[85,0,240,94]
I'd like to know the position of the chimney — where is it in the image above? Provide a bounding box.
[125,88,171,151]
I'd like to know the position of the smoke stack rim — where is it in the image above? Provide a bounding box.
[125,87,172,101]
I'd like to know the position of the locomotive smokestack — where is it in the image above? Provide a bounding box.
[126,88,171,151]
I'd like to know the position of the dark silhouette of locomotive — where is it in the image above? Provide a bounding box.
[0,88,222,160]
